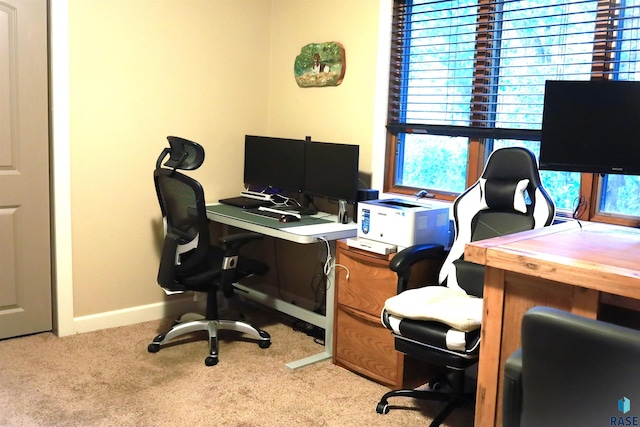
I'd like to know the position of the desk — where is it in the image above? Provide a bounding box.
[464,221,640,427]
[206,203,357,369]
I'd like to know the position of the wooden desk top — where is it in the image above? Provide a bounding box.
[464,220,640,299]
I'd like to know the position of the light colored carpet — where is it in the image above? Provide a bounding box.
[0,304,474,426]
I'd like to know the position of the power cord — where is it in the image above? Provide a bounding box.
[290,238,351,345]
[271,193,302,210]
[292,318,325,344]
[334,263,350,280]
[319,237,333,279]
[572,196,587,230]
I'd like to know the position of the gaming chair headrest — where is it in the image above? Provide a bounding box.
[478,146,546,214]
[482,146,542,186]
[156,136,205,170]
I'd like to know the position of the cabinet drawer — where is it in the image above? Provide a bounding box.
[334,305,401,387]
[336,247,396,317]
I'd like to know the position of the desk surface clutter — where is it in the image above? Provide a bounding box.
[208,203,331,228]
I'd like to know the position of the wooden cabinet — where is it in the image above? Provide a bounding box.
[332,240,440,389]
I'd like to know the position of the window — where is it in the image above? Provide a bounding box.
[386,0,640,222]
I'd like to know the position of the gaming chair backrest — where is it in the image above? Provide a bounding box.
[438,147,556,294]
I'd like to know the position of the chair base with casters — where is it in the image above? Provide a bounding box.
[375,262,482,426]
[376,368,475,427]
[148,318,271,367]
[375,331,478,426]
[148,286,271,366]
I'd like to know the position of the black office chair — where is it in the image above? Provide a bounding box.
[376,147,555,426]
[148,136,271,366]
[504,306,640,427]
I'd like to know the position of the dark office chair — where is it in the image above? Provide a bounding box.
[376,147,555,426]
[148,136,271,366]
[504,306,640,427]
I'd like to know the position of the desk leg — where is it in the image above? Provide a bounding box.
[284,239,336,369]
[474,268,601,427]
[233,240,337,370]
[475,267,506,427]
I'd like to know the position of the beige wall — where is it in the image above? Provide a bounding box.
[267,1,380,175]
[67,0,382,319]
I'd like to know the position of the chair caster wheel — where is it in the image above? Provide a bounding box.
[428,375,451,391]
[259,330,270,338]
[205,356,219,366]
[258,340,271,349]
[258,330,271,348]
[148,343,160,353]
[376,401,390,414]
[429,380,444,391]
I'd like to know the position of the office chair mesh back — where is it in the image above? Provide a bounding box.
[158,172,200,238]
[155,169,211,283]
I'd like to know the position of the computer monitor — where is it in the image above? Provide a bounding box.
[303,141,359,204]
[540,80,640,175]
[243,135,305,193]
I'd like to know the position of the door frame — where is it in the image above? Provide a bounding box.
[50,0,74,337]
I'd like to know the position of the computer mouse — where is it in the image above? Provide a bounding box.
[279,214,300,223]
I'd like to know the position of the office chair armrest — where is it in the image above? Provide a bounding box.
[503,348,523,427]
[157,232,187,292]
[218,232,265,298]
[219,232,264,256]
[390,244,445,293]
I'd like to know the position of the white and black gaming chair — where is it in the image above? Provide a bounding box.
[376,147,556,426]
[148,136,271,366]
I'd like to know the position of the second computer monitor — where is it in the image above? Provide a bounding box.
[304,141,359,204]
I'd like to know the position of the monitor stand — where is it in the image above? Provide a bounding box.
[299,206,318,215]
[298,194,318,216]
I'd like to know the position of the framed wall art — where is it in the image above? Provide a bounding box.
[294,42,346,88]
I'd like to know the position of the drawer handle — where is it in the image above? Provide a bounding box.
[342,250,387,264]
[340,305,381,325]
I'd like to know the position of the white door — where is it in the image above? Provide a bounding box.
[0,0,51,339]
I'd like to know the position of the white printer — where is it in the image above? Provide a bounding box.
[347,198,450,255]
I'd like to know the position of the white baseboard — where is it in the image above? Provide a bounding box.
[71,285,318,335]
[73,295,201,334]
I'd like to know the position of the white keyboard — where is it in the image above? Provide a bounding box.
[241,191,273,201]
[257,206,301,219]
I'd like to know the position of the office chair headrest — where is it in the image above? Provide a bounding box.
[482,146,542,186]
[477,147,545,214]
[478,177,529,214]
[156,136,205,170]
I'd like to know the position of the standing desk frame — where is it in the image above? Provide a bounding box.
[205,203,357,369]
